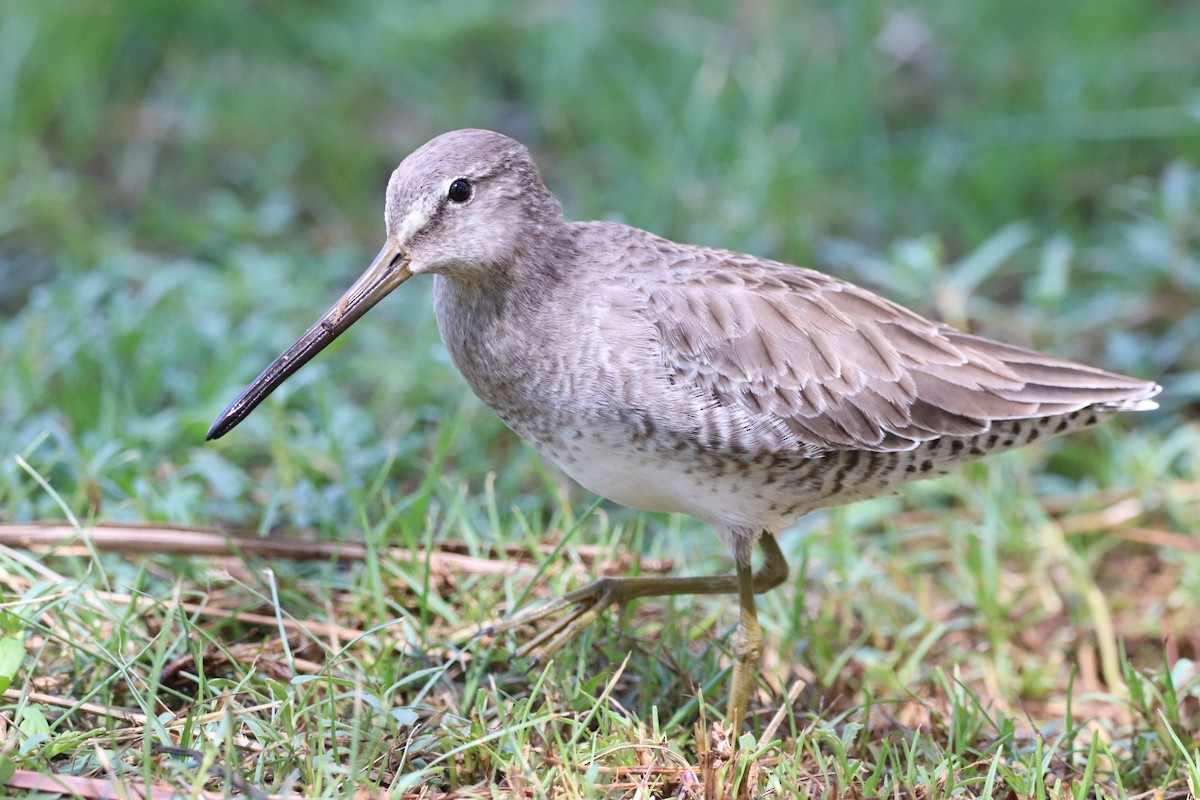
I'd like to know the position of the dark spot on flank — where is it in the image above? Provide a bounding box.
[950,439,965,454]
[863,452,887,482]
[969,446,985,456]
[1028,429,1040,441]
[1056,419,1069,433]
[905,463,917,473]
[920,459,933,473]
[1085,413,1098,426]
[831,461,854,492]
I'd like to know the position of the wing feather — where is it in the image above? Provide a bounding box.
[615,255,1159,455]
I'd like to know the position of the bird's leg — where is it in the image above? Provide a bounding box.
[460,533,787,693]
[725,554,761,732]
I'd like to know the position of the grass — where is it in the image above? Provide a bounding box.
[2,0,1199,797]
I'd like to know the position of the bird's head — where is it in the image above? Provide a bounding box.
[205,129,560,440]
[385,129,561,279]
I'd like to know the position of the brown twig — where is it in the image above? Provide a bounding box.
[0,522,674,574]
[3,766,286,800]
[2,688,148,724]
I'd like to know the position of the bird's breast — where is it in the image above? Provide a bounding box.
[432,274,594,429]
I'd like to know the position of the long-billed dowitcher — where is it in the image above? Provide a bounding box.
[208,129,1160,728]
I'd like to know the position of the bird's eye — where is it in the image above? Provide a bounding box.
[447,178,472,203]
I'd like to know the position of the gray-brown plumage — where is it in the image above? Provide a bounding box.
[208,129,1160,730]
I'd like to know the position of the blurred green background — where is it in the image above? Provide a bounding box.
[2,0,1198,530]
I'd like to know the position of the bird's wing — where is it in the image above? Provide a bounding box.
[604,255,1157,455]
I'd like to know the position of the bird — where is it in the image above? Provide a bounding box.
[207,128,1161,729]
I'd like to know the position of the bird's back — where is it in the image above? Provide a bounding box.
[569,220,1158,452]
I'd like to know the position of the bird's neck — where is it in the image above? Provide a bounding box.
[432,226,579,406]
[435,223,575,317]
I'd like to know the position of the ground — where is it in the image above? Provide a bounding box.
[1,1,1199,797]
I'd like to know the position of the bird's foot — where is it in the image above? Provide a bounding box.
[455,575,629,664]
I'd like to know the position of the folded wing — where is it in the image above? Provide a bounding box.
[626,259,1159,455]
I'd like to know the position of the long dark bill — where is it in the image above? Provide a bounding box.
[206,241,412,441]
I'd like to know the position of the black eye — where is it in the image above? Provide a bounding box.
[447,178,472,203]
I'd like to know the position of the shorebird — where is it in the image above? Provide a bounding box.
[207,129,1160,728]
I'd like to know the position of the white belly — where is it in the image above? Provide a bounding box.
[533,427,809,535]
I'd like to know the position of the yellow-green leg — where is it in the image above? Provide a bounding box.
[726,554,762,731]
